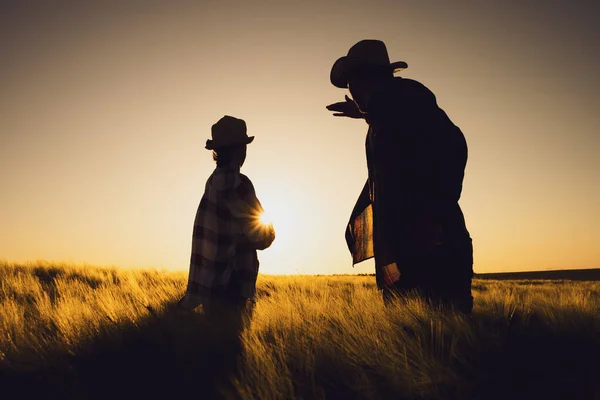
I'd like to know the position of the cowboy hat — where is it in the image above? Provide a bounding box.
[205,115,254,150]
[330,39,408,88]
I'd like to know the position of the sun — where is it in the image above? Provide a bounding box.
[259,209,274,226]
[254,194,300,272]
[252,181,328,274]
[258,200,293,240]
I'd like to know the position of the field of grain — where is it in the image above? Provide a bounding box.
[1,261,599,399]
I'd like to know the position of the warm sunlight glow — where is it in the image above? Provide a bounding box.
[254,188,319,275]
[260,200,294,245]
[259,210,273,226]
[2,2,599,275]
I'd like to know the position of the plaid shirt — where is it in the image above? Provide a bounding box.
[185,167,274,299]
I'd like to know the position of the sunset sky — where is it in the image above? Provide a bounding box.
[1,1,599,275]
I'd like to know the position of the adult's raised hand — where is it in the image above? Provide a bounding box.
[326,95,364,119]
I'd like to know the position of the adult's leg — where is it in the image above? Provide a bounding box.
[381,275,420,306]
[428,274,473,314]
[444,239,474,314]
[448,268,474,314]
[396,239,473,314]
[426,243,474,314]
[382,284,400,306]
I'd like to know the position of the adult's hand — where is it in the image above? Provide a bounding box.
[326,95,364,119]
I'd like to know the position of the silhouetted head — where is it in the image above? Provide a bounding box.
[330,40,407,112]
[347,67,395,112]
[212,144,247,168]
[206,115,253,168]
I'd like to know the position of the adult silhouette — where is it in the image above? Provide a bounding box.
[327,39,473,313]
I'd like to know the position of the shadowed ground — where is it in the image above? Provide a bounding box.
[1,305,244,399]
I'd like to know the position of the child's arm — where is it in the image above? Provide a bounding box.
[225,177,275,250]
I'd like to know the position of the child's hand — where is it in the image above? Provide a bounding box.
[267,223,275,243]
[256,223,275,250]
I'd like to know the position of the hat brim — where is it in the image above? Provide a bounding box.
[330,57,349,88]
[205,136,254,150]
[330,57,408,88]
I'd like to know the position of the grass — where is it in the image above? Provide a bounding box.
[1,261,600,399]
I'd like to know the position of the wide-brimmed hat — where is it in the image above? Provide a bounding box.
[330,39,408,88]
[205,115,254,150]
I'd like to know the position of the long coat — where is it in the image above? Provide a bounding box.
[346,77,473,291]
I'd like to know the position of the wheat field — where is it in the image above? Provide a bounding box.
[1,261,599,400]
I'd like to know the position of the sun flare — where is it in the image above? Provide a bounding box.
[259,201,292,239]
[259,210,274,226]
[255,194,301,272]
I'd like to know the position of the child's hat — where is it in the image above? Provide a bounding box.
[206,116,254,150]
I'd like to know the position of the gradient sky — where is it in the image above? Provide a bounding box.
[1,1,599,275]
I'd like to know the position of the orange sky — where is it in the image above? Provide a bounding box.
[1,1,599,274]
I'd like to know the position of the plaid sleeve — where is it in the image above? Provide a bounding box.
[225,175,274,248]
